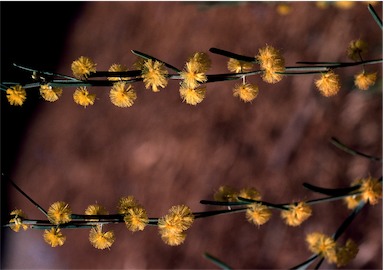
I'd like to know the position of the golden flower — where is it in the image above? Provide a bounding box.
[179,85,206,105]
[108,63,130,81]
[315,71,341,97]
[238,187,262,201]
[132,57,146,70]
[180,61,208,89]
[354,71,377,90]
[306,232,337,264]
[158,205,194,233]
[227,58,254,73]
[213,185,238,202]
[117,196,140,214]
[188,52,211,72]
[358,177,382,205]
[43,227,66,247]
[141,59,168,92]
[336,239,359,267]
[280,202,312,226]
[347,39,368,61]
[6,85,27,106]
[256,45,285,84]
[9,209,28,232]
[71,56,97,79]
[344,195,361,210]
[245,203,272,226]
[89,226,115,250]
[39,84,63,102]
[123,206,149,232]
[47,201,72,225]
[109,82,137,108]
[160,230,187,246]
[233,83,259,102]
[85,204,109,216]
[73,87,96,107]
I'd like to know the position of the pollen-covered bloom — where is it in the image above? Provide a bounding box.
[280,202,312,226]
[227,58,253,73]
[246,203,272,226]
[256,45,285,83]
[306,232,337,264]
[71,56,96,79]
[40,84,63,102]
[344,194,361,210]
[9,209,28,232]
[6,85,27,106]
[73,87,96,107]
[89,226,115,250]
[43,227,66,247]
[214,185,238,202]
[315,71,341,97]
[141,59,168,92]
[189,52,211,72]
[47,201,72,225]
[180,52,210,89]
[109,82,137,108]
[233,83,259,102]
[108,63,130,81]
[179,85,206,105]
[336,239,359,267]
[347,39,368,61]
[354,71,377,90]
[123,206,149,232]
[158,205,194,246]
[238,187,262,201]
[117,196,140,214]
[358,177,382,205]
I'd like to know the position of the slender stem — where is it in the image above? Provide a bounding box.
[330,137,382,162]
[368,4,383,30]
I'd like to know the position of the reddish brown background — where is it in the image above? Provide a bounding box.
[2,2,383,269]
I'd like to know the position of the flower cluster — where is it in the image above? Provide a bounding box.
[344,176,383,209]
[118,196,149,232]
[306,232,359,267]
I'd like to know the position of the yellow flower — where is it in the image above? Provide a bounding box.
[85,204,108,215]
[245,203,272,226]
[43,227,66,247]
[315,71,341,97]
[233,83,259,102]
[47,201,72,225]
[141,59,168,92]
[354,71,377,90]
[132,57,146,70]
[109,82,137,108]
[358,177,382,205]
[306,232,337,264]
[227,58,253,73]
[117,196,140,214]
[238,187,262,201]
[280,202,312,226]
[39,84,62,102]
[180,62,208,89]
[344,194,361,210]
[158,205,194,233]
[71,56,97,79]
[336,239,359,267]
[179,85,206,105]
[189,52,211,72]
[123,206,149,232]
[256,45,285,84]
[214,185,238,202]
[160,230,187,246]
[347,39,368,61]
[89,226,115,250]
[9,209,28,232]
[73,87,96,107]
[6,85,27,106]
[108,63,130,81]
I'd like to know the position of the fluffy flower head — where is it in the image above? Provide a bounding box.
[73,87,96,107]
[233,83,259,102]
[306,232,337,264]
[9,209,28,232]
[179,85,206,105]
[43,227,66,247]
[71,56,97,79]
[358,177,382,205]
[89,226,115,250]
[118,196,140,214]
[354,71,377,90]
[123,206,149,232]
[6,85,27,106]
[141,59,168,92]
[214,185,238,202]
[85,204,108,216]
[40,84,62,102]
[336,239,359,267]
[280,202,312,226]
[347,39,368,61]
[256,45,285,83]
[47,201,72,225]
[315,71,341,97]
[246,203,272,226]
[109,82,137,108]
[158,205,194,233]
[160,230,187,246]
[238,187,262,201]
[227,58,253,73]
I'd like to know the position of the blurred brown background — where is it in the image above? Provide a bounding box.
[1,1,382,269]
